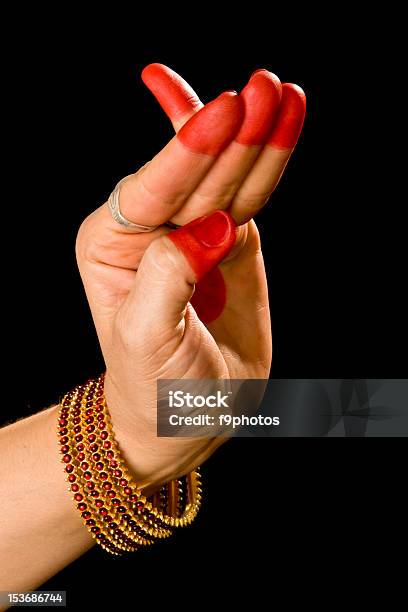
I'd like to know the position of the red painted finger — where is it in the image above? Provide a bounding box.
[168,210,237,283]
[118,91,244,227]
[267,83,306,149]
[142,63,203,131]
[169,69,282,225]
[230,82,306,224]
[236,69,282,145]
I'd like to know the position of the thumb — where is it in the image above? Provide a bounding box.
[123,211,236,336]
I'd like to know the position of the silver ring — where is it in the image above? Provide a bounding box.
[107,177,159,233]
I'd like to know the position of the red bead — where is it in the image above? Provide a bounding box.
[112,498,120,507]
[95,499,104,508]
[97,413,104,421]
[108,522,117,530]
[65,465,74,473]
[103,441,111,449]
[59,428,68,436]
[77,452,85,461]
[90,443,99,453]
[77,502,87,511]
[110,460,118,468]
[85,417,94,425]
[99,508,108,517]
[63,399,70,407]
[103,515,113,523]
[59,418,67,426]
[114,469,122,478]
[76,443,84,451]
[107,490,115,499]
[120,478,128,487]
[91,526,101,535]
[68,474,76,483]
[73,425,81,434]
[95,462,104,471]
[102,482,112,491]
[60,436,68,445]
[71,484,79,492]
[95,405,103,413]
[98,421,106,430]
[86,424,95,433]
[75,434,83,443]
[81,462,89,471]
[88,434,96,442]
[62,454,71,463]
[124,487,132,496]
[96,390,103,397]
[90,490,99,498]
[92,453,101,462]
[118,506,126,513]
[86,481,95,489]
[82,511,91,519]
[73,417,81,425]
[122,514,131,521]
[61,445,69,454]
[86,401,93,408]
[106,450,114,459]
[96,397,104,404]
[136,501,144,510]
[96,533,105,540]
[83,471,92,480]
[129,494,138,502]
[99,472,108,480]
[74,493,83,501]
[86,519,96,526]
[85,409,94,417]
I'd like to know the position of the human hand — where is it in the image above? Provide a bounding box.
[75,64,306,488]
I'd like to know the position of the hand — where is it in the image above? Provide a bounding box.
[75,64,306,489]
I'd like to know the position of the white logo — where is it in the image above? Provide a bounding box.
[168,390,231,409]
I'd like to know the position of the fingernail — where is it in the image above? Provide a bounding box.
[168,211,237,281]
[190,210,234,247]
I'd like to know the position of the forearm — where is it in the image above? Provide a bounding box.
[0,405,94,594]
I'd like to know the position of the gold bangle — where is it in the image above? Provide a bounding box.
[58,374,202,554]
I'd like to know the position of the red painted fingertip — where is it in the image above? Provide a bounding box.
[168,210,237,282]
[141,63,202,121]
[177,92,244,156]
[236,70,282,145]
[267,83,306,150]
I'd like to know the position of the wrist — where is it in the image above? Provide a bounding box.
[103,373,178,491]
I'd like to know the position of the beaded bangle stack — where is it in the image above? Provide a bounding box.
[58,373,202,555]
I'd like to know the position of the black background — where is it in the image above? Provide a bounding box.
[3,12,406,607]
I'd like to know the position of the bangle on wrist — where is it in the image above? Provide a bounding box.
[58,373,202,555]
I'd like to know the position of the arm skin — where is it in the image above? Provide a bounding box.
[0,406,94,598]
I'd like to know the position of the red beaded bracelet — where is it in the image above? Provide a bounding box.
[58,374,202,554]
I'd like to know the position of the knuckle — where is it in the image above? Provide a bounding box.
[144,237,181,277]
